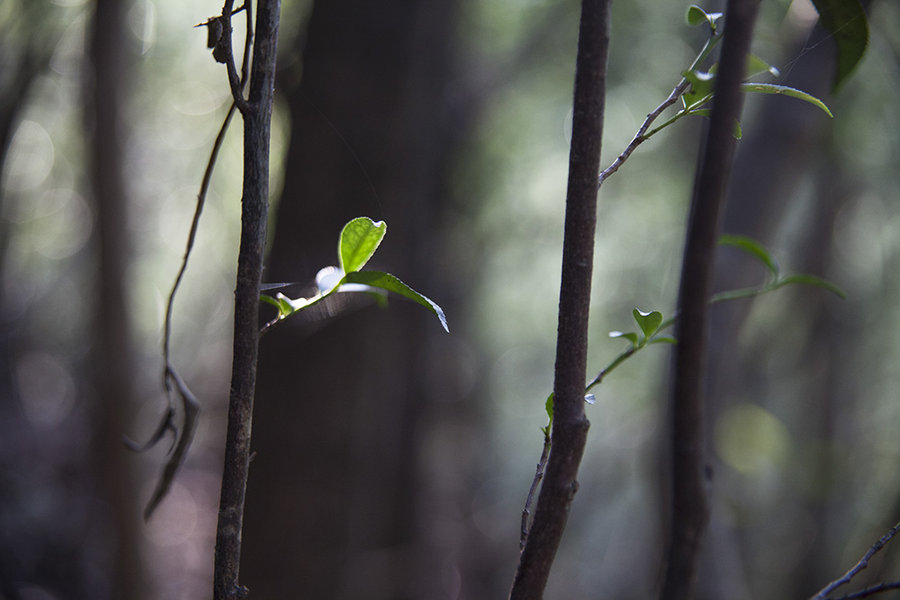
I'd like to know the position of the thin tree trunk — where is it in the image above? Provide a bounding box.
[213,1,281,598]
[508,1,610,598]
[85,0,146,597]
[660,1,760,599]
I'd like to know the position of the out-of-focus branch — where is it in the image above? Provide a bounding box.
[659,1,760,599]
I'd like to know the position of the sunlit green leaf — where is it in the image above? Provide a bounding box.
[343,270,449,332]
[339,217,387,273]
[632,308,663,338]
[741,83,833,118]
[719,234,779,277]
[545,393,554,421]
[810,0,869,92]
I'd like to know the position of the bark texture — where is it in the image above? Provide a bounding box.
[213,1,281,598]
[508,1,610,598]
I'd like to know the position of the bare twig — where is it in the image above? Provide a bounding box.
[597,27,722,188]
[829,581,900,600]
[811,521,900,600]
[520,431,552,550]
[215,1,252,114]
[132,6,250,518]
[141,368,200,520]
[597,81,689,187]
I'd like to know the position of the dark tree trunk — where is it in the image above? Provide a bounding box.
[242,2,470,599]
[700,17,842,600]
[85,1,146,597]
[660,1,760,599]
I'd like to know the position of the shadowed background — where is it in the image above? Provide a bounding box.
[1,0,899,599]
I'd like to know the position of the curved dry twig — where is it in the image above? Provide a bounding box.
[133,0,254,520]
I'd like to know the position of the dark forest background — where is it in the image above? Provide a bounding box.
[2,0,899,599]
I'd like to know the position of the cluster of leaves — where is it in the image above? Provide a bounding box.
[260,217,449,333]
[647,5,835,143]
[540,235,844,438]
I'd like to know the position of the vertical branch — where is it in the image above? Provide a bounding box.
[86,0,146,596]
[659,1,760,600]
[213,0,281,598]
[508,1,610,598]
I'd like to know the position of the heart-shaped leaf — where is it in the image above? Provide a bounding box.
[632,308,663,338]
[339,217,386,273]
[686,5,723,30]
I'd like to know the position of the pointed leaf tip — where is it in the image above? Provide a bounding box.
[342,270,449,332]
[741,83,834,118]
[720,234,779,276]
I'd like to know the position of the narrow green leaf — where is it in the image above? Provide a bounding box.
[609,330,639,348]
[810,0,869,92]
[649,336,678,345]
[719,234,779,277]
[776,274,847,299]
[545,393,554,421]
[339,217,387,273]
[632,308,663,338]
[741,83,834,118]
[343,270,449,332]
